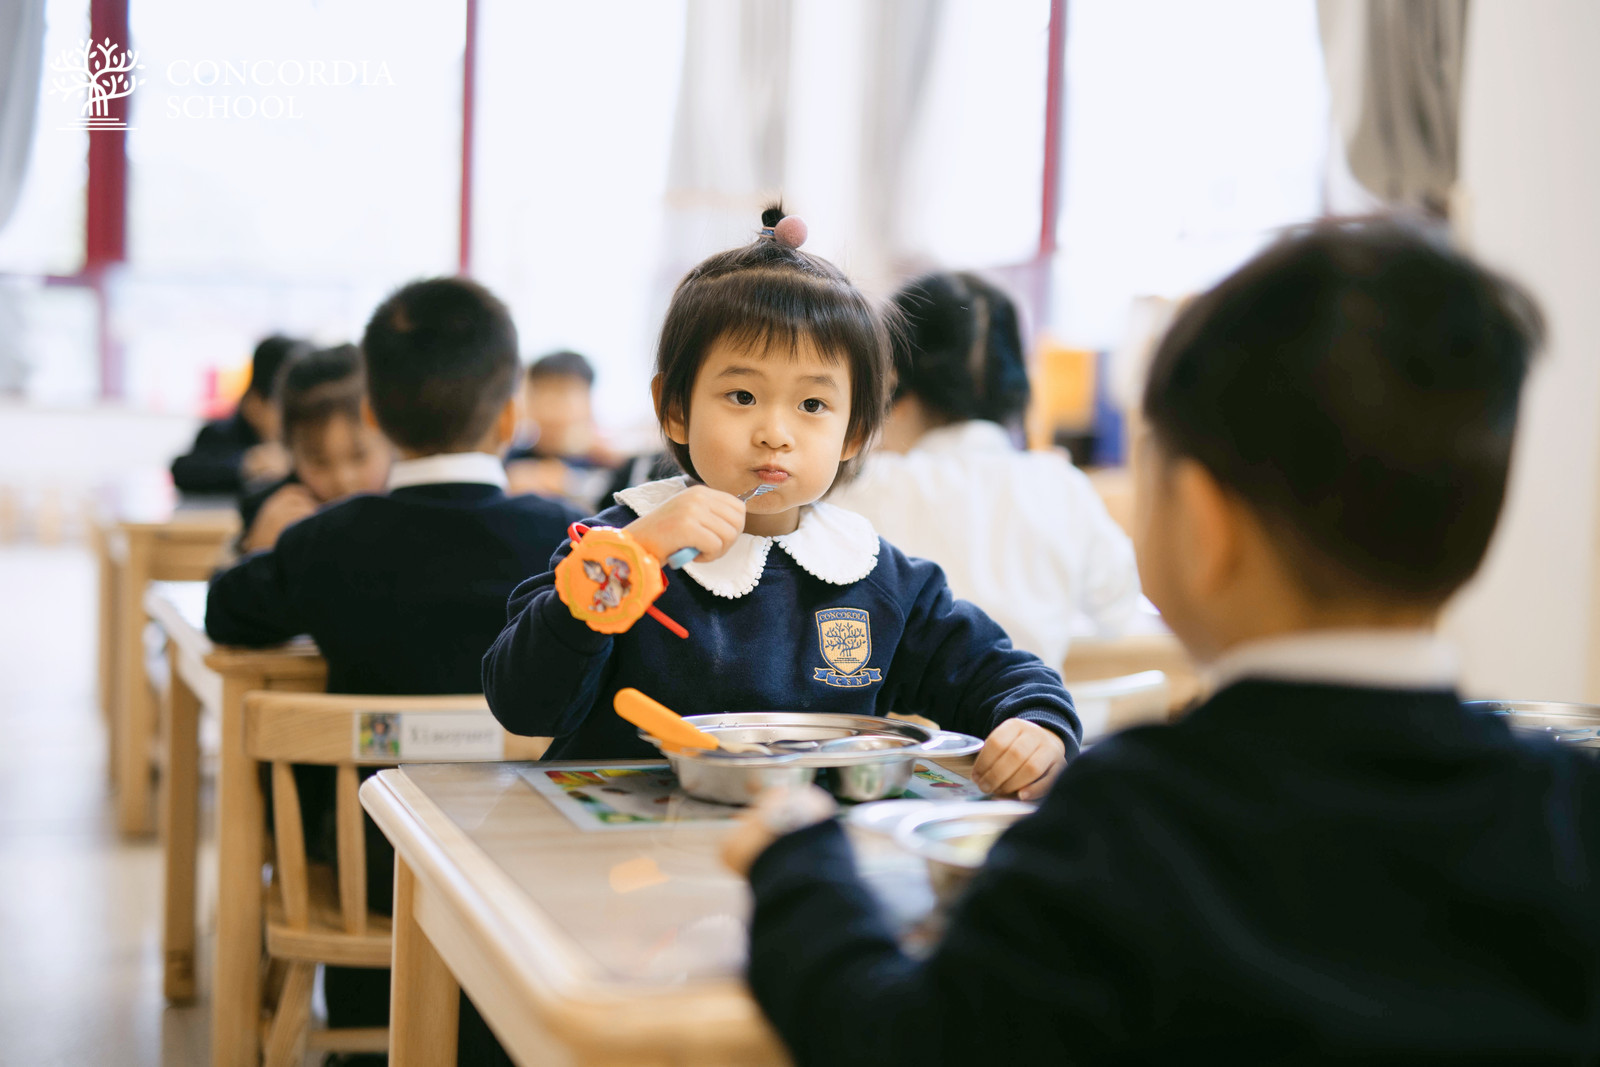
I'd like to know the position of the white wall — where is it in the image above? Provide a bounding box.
[1442,0,1600,700]
[0,403,201,539]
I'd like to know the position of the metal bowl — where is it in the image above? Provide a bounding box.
[663,748,817,806]
[643,713,984,805]
[1464,700,1600,754]
[892,801,1038,906]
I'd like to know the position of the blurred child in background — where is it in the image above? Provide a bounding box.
[505,349,619,509]
[237,343,392,553]
[830,272,1141,668]
[171,333,307,495]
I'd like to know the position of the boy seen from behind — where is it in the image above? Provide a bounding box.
[206,277,581,1052]
[724,222,1599,1064]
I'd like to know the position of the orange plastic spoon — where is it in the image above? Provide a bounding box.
[614,688,719,751]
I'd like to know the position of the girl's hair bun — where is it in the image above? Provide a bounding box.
[773,215,807,249]
[759,203,808,249]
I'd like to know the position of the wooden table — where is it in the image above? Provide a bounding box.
[142,580,326,1040]
[362,761,798,1066]
[95,476,239,835]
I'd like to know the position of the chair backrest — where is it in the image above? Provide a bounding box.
[243,691,549,937]
[1068,670,1171,742]
[1061,632,1201,715]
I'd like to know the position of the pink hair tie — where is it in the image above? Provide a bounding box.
[762,215,808,249]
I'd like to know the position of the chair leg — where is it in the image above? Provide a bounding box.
[262,960,315,1067]
[262,955,288,1011]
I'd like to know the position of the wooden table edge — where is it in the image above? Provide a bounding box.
[361,767,786,1059]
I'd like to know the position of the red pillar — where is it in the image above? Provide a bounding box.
[1038,0,1067,259]
[1031,0,1068,327]
[85,0,132,398]
[458,0,479,276]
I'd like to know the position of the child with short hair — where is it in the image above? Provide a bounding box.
[171,333,306,495]
[206,277,582,1052]
[237,343,391,553]
[484,207,1079,800]
[723,221,1599,1063]
[505,348,619,508]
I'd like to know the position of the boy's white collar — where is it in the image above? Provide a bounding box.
[387,451,508,490]
[1205,628,1459,694]
[613,476,880,599]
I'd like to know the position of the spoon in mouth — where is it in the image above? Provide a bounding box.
[664,483,779,568]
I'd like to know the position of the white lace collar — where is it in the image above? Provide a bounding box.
[613,476,880,599]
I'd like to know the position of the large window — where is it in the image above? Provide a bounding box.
[897,0,1052,273]
[1053,0,1329,348]
[116,0,464,412]
[471,0,686,434]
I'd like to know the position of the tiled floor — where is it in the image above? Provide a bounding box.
[0,546,210,1065]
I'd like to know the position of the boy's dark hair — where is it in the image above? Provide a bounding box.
[654,205,892,484]
[247,334,309,398]
[277,343,363,451]
[527,349,595,387]
[361,277,519,454]
[1142,220,1545,604]
[891,271,1030,429]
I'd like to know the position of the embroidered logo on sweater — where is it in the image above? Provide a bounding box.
[814,608,882,688]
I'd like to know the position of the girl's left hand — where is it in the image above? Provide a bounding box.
[972,718,1067,801]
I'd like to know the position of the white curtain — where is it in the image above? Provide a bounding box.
[0,0,45,394]
[857,0,946,281]
[660,0,946,291]
[1318,0,1470,215]
[0,0,46,236]
[662,0,793,265]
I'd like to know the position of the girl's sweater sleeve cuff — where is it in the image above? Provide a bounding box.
[536,587,614,655]
[1017,708,1083,758]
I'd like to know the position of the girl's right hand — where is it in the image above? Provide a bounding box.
[626,485,745,564]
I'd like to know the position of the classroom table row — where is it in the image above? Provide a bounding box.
[145,578,795,1064]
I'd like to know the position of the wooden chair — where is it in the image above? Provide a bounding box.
[1061,632,1202,717]
[1068,670,1171,742]
[243,691,549,1066]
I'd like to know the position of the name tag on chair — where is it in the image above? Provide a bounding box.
[353,711,505,761]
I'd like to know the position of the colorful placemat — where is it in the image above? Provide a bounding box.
[520,760,983,832]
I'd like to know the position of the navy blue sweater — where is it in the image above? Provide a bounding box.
[482,500,1079,760]
[206,483,580,694]
[746,681,1600,1064]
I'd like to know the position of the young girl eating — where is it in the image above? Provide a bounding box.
[237,343,392,553]
[483,207,1078,799]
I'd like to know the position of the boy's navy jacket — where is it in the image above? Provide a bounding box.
[482,495,1080,760]
[171,409,262,496]
[205,483,581,694]
[745,681,1600,1065]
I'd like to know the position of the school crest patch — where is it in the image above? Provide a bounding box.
[814,607,883,688]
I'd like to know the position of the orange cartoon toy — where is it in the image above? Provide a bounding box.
[553,523,688,638]
[554,486,776,639]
